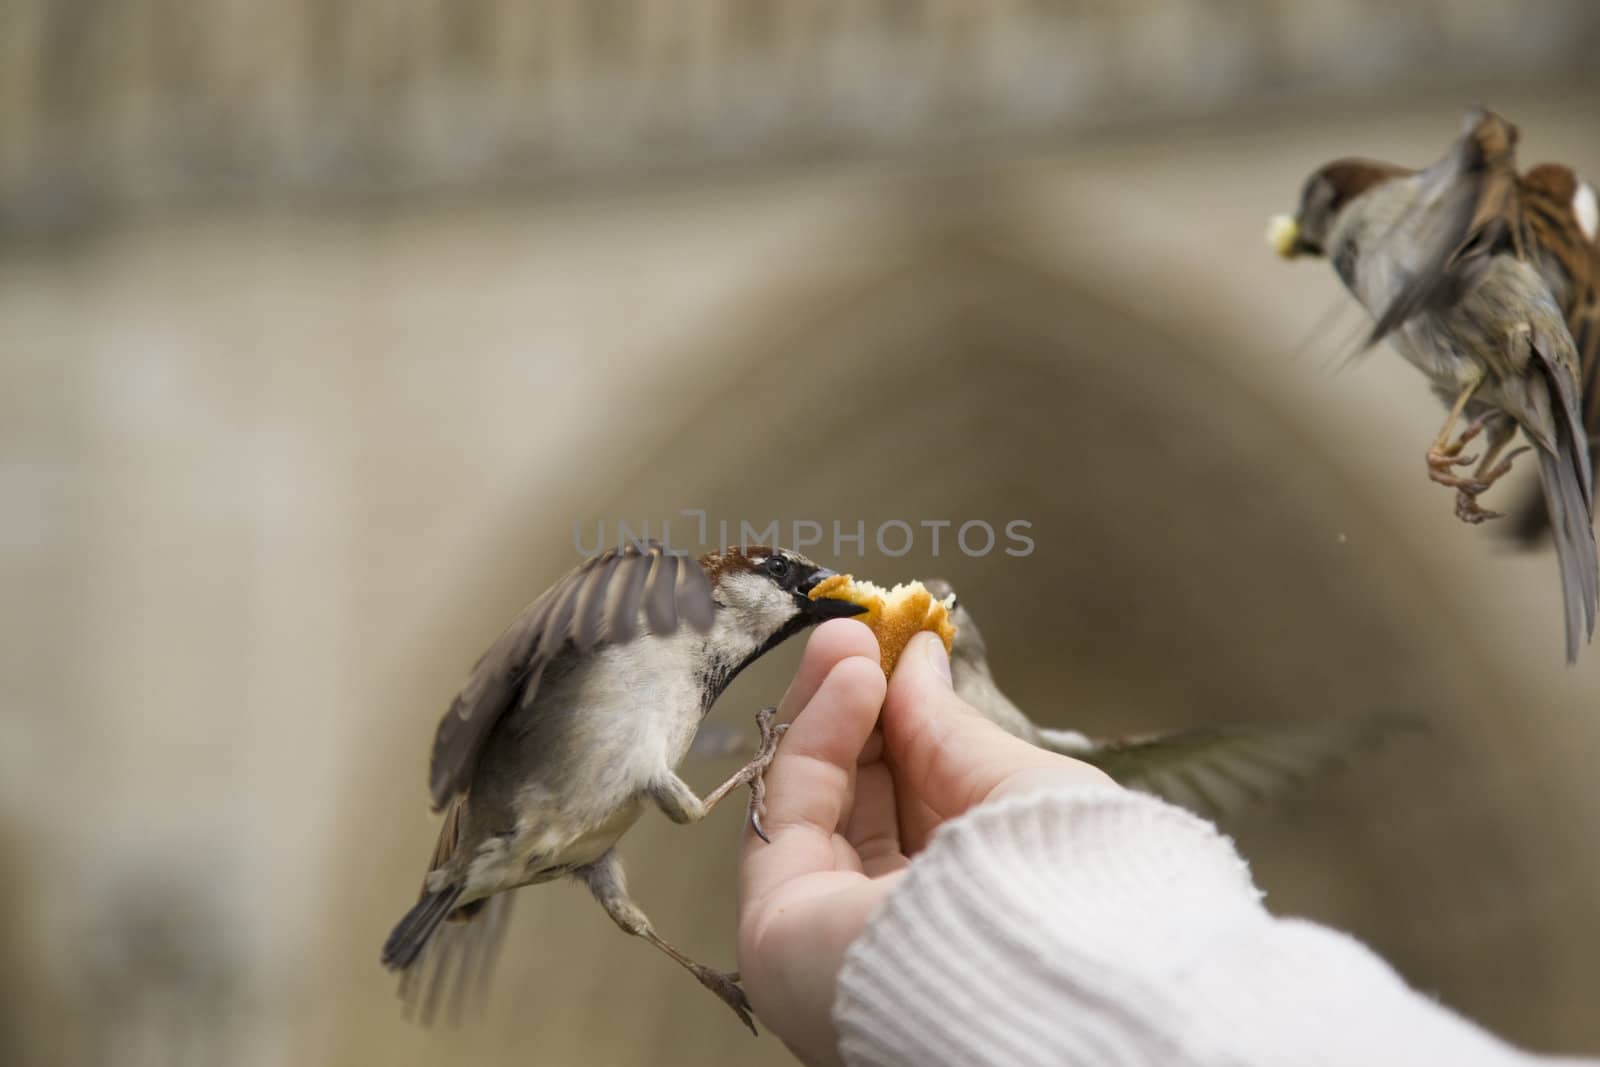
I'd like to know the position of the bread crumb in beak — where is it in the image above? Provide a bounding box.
[809,575,957,676]
[1267,214,1300,259]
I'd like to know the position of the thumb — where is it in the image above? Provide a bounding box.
[882,633,1115,850]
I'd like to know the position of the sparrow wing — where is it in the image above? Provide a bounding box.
[1503,166,1600,543]
[1066,712,1425,822]
[1368,108,1527,348]
[426,541,715,810]
[1523,165,1600,455]
[1578,298,1600,436]
[1526,324,1599,660]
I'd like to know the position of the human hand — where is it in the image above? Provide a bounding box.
[737,619,1115,1065]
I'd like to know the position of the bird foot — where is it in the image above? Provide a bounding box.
[1449,445,1529,525]
[745,706,789,844]
[1426,446,1486,490]
[1480,445,1530,488]
[689,962,757,1034]
[1426,414,1496,489]
[1454,489,1503,524]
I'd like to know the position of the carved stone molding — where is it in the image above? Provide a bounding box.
[1,0,1596,233]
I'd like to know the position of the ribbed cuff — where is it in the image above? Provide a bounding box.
[831,786,1542,1067]
[832,785,1261,1066]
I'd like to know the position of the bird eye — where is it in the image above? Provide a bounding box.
[763,555,792,580]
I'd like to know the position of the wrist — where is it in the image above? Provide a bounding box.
[833,786,1267,1065]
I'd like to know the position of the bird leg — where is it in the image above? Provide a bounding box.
[1426,378,1488,491]
[651,706,788,842]
[576,852,756,1033]
[1454,421,1530,524]
[743,708,788,842]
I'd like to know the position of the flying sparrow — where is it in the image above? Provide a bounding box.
[380,541,865,1031]
[1268,108,1599,662]
[694,579,1419,819]
[923,579,1422,821]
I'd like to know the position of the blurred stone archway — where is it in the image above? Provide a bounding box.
[5,5,1600,1066]
[325,214,1600,1066]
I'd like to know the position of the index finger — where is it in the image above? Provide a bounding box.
[740,639,886,918]
[774,619,878,722]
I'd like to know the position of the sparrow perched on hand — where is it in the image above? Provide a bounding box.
[380,542,865,1031]
[1269,108,1600,662]
[924,579,1420,820]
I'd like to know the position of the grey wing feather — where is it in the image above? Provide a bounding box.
[644,552,680,632]
[1577,303,1600,434]
[1516,274,1600,543]
[1530,338,1600,661]
[1535,328,1596,511]
[572,551,621,652]
[1062,712,1426,822]
[1501,177,1600,544]
[677,554,715,631]
[605,550,652,645]
[425,541,715,810]
[1369,109,1516,347]
[535,568,585,661]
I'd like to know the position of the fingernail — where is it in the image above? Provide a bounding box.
[924,633,952,688]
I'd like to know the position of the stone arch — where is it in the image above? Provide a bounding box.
[327,225,1595,1064]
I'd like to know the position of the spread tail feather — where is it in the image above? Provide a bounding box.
[381,884,463,972]
[1528,349,1597,662]
[384,795,510,1024]
[1508,443,1600,547]
[1535,440,1599,663]
[395,893,515,1026]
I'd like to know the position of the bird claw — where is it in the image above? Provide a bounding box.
[1427,412,1496,484]
[691,963,757,1035]
[1482,445,1531,484]
[1449,417,1487,451]
[1427,447,1480,482]
[749,800,769,844]
[745,708,788,844]
[1439,441,1528,524]
[1454,490,1504,524]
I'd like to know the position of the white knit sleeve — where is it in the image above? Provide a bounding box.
[832,785,1586,1067]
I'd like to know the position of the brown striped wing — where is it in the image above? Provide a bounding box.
[1077,713,1425,821]
[1367,109,1525,350]
[1522,166,1600,451]
[1504,163,1600,541]
[426,541,714,810]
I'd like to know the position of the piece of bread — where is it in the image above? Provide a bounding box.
[808,575,957,676]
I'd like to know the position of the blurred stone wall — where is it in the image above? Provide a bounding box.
[4,4,1600,1067]
[1,0,1596,234]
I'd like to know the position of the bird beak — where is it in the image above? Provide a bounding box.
[797,568,869,620]
[1266,214,1302,259]
[806,596,870,620]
